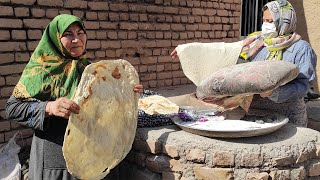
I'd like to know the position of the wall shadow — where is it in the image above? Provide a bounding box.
[290,0,309,42]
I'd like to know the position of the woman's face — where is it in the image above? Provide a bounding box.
[263,9,273,23]
[61,23,86,57]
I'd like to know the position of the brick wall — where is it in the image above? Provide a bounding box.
[0,0,241,147]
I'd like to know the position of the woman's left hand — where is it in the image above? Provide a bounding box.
[133,84,144,93]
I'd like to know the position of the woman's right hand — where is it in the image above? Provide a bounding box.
[241,37,255,51]
[45,97,80,119]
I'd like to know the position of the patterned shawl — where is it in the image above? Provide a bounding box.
[240,0,301,61]
[12,14,90,101]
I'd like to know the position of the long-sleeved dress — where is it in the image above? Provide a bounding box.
[6,97,117,180]
[249,39,317,126]
[6,96,77,179]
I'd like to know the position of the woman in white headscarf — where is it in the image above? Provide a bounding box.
[171,0,316,127]
[240,0,317,126]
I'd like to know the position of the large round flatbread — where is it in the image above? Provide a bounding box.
[62,60,139,180]
[176,41,243,86]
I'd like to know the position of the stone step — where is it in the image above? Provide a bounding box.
[306,100,320,131]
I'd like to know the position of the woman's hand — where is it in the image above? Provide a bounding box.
[243,37,255,46]
[241,37,255,51]
[170,48,178,59]
[260,90,273,98]
[46,97,80,119]
[202,97,223,106]
[133,84,144,93]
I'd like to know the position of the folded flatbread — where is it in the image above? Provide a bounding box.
[62,60,139,180]
[138,95,179,115]
[176,41,243,86]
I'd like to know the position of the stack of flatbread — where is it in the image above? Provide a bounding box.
[62,60,139,180]
[138,95,179,115]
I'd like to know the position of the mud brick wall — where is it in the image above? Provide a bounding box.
[0,0,241,147]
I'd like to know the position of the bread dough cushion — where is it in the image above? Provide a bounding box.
[196,61,298,111]
[197,60,299,98]
[62,60,139,180]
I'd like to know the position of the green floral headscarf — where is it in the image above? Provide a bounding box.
[12,14,90,101]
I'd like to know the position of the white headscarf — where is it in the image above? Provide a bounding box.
[264,0,297,35]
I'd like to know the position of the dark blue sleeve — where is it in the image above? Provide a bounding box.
[6,96,48,131]
[268,41,317,103]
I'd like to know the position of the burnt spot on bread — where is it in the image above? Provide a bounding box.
[67,129,70,136]
[88,85,93,96]
[93,67,107,81]
[112,66,121,79]
[102,167,109,173]
[96,64,107,69]
[122,64,126,69]
[93,64,107,77]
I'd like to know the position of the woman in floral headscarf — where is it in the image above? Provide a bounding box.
[6,14,143,179]
[170,0,316,127]
[240,0,317,126]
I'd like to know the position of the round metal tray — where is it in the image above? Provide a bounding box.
[172,113,289,138]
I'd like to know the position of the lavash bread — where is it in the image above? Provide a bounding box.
[138,95,179,115]
[62,60,139,180]
[167,93,223,111]
[137,90,175,127]
[176,41,244,86]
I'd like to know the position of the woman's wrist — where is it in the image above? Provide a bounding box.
[45,101,53,117]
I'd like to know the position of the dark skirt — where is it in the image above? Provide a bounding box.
[249,95,307,127]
